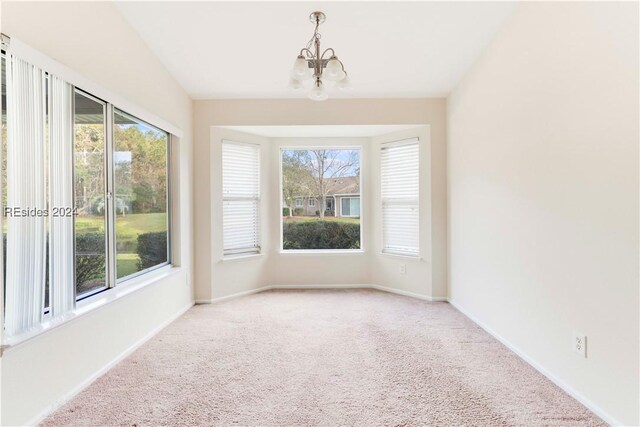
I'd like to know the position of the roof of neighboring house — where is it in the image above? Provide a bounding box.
[326,176,360,196]
[293,176,360,199]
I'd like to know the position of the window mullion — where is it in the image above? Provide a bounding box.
[105,103,116,289]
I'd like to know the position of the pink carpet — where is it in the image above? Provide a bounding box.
[42,289,604,426]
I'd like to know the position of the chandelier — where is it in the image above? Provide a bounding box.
[289,11,350,101]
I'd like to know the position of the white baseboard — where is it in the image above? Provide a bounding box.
[195,286,272,304]
[196,284,448,304]
[371,284,448,302]
[24,301,194,427]
[448,299,619,426]
[270,284,373,290]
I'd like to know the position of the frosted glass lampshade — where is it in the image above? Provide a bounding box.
[324,58,342,81]
[293,56,308,77]
[308,81,328,101]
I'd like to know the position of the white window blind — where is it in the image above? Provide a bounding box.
[4,55,48,335]
[222,141,260,256]
[49,75,75,317]
[381,138,420,257]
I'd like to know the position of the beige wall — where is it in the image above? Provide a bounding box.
[193,99,448,301]
[447,2,639,425]
[1,2,194,425]
[371,127,438,298]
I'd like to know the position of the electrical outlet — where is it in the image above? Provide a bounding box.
[573,332,587,358]
[399,263,407,275]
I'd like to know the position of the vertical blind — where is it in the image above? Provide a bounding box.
[48,75,75,317]
[222,141,260,256]
[380,138,420,257]
[4,55,48,335]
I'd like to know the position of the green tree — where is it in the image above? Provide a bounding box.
[282,151,314,216]
[297,150,359,219]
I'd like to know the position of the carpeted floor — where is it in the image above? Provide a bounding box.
[42,289,604,426]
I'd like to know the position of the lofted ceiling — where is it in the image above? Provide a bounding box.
[114,1,517,100]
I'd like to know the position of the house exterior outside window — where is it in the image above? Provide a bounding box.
[290,176,360,218]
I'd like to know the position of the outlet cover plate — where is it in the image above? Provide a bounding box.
[573,332,587,358]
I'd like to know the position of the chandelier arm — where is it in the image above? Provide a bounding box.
[299,48,316,59]
[320,48,336,60]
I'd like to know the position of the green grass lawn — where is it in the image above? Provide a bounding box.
[283,215,360,225]
[117,253,140,278]
[77,213,167,278]
[3,212,167,236]
[76,212,167,235]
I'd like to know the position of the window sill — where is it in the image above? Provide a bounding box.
[380,252,423,261]
[221,253,263,263]
[280,249,365,255]
[2,265,182,351]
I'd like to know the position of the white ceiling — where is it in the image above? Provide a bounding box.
[114,2,517,99]
[219,124,425,138]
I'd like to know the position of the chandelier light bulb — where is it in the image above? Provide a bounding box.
[308,80,328,101]
[293,56,308,77]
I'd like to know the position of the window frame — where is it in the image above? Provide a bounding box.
[73,92,173,297]
[295,198,303,208]
[73,88,110,301]
[221,139,261,258]
[380,138,420,258]
[308,198,316,207]
[0,40,176,346]
[111,107,172,284]
[279,146,364,254]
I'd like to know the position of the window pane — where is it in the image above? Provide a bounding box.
[223,199,259,254]
[351,198,360,217]
[222,141,260,256]
[341,198,350,216]
[381,140,419,256]
[114,110,168,279]
[281,149,361,250]
[382,203,419,255]
[74,91,107,297]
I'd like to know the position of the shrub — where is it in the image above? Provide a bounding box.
[3,232,105,293]
[283,221,360,250]
[293,207,304,216]
[137,232,167,270]
[115,229,138,253]
[282,207,290,216]
[76,232,106,288]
